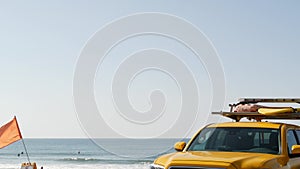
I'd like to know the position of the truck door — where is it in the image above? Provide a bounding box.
[286,130,300,169]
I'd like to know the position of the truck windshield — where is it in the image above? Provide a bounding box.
[187,127,280,154]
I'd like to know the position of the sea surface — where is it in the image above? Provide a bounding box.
[0,138,188,169]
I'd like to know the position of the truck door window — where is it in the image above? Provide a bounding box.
[287,130,298,155]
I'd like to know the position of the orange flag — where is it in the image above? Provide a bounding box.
[0,116,22,149]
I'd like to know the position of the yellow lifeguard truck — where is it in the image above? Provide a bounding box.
[150,98,300,169]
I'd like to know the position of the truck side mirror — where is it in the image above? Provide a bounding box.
[291,145,300,155]
[174,142,186,152]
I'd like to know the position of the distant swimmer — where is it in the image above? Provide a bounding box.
[17,153,20,157]
[21,151,24,154]
[78,151,80,154]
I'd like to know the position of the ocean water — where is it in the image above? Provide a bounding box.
[0,139,187,169]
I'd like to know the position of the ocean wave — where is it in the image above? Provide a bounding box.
[58,157,153,164]
[61,157,100,162]
[39,163,151,169]
[0,163,151,169]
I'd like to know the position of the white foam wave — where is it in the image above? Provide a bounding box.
[0,163,151,169]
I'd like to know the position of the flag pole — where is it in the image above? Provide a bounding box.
[14,116,31,163]
[21,138,31,163]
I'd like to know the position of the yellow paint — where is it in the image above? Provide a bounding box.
[174,142,186,152]
[291,145,300,154]
[208,122,282,129]
[258,108,294,115]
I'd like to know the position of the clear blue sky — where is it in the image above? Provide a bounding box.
[0,1,300,138]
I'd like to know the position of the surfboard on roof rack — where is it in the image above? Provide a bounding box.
[212,98,300,122]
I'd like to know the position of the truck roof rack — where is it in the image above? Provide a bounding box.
[213,98,300,122]
[212,111,300,122]
[237,98,300,104]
